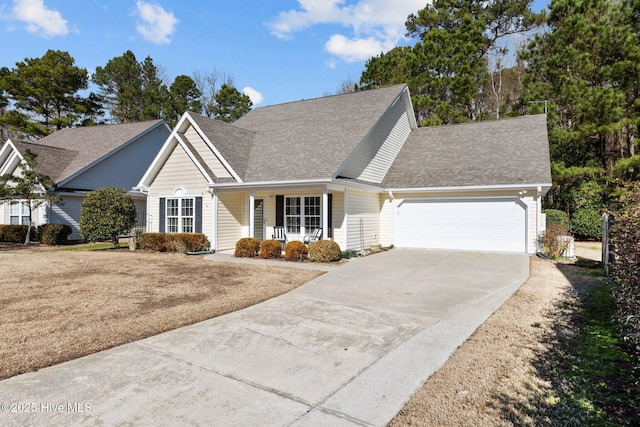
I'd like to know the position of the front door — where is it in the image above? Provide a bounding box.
[253,198,265,240]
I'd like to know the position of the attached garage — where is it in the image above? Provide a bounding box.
[395,198,527,253]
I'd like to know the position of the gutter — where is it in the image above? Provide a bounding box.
[384,183,553,194]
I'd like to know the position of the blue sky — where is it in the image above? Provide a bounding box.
[0,0,549,108]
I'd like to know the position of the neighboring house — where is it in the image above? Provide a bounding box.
[136,84,552,254]
[0,120,171,239]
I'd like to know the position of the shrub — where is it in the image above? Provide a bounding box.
[138,232,209,253]
[610,181,640,365]
[234,238,260,257]
[544,209,569,230]
[570,207,602,240]
[170,233,209,253]
[536,222,571,259]
[259,239,282,259]
[139,233,172,251]
[38,224,72,245]
[285,241,308,261]
[308,240,341,262]
[79,187,136,247]
[0,225,29,243]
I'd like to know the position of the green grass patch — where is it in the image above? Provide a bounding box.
[544,283,638,425]
[54,242,129,251]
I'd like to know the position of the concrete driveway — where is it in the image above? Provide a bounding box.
[0,249,528,427]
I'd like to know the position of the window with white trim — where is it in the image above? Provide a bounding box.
[285,196,320,235]
[10,201,30,225]
[166,198,194,233]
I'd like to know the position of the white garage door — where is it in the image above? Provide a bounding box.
[395,198,527,252]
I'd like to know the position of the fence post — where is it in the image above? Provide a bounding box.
[602,213,614,272]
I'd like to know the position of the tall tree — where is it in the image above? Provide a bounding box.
[93,50,144,123]
[360,0,543,125]
[192,69,234,118]
[522,0,640,172]
[140,56,169,121]
[212,84,252,123]
[0,50,103,139]
[164,75,202,127]
[0,149,61,244]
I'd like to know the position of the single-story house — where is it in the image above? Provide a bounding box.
[0,120,171,239]
[135,84,552,254]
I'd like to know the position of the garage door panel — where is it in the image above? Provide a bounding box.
[396,199,526,253]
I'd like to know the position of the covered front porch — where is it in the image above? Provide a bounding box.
[209,182,345,252]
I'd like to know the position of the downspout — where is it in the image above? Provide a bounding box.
[536,186,542,254]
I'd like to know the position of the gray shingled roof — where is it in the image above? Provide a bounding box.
[231,84,407,182]
[382,114,552,189]
[9,140,76,183]
[187,112,256,179]
[14,120,164,183]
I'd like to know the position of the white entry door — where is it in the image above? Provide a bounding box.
[395,198,527,253]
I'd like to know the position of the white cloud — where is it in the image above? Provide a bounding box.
[12,0,68,38]
[243,87,264,106]
[135,0,179,44]
[325,34,386,63]
[269,0,428,63]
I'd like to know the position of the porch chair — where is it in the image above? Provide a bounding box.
[303,228,322,244]
[272,226,287,249]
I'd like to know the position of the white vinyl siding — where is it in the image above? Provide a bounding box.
[62,125,168,191]
[217,193,246,250]
[339,96,411,183]
[379,194,394,247]
[147,143,211,236]
[345,189,381,251]
[524,195,538,253]
[183,126,232,179]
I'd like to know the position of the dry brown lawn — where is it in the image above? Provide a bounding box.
[0,244,322,380]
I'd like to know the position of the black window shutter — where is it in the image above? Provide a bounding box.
[195,197,203,233]
[275,195,284,227]
[159,198,166,232]
[327,193,333,238]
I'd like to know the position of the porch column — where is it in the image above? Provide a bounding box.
[322,188,329,240]
[249,192,255,238]
[211,190,218,251]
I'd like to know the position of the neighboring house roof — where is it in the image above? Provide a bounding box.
[9,120,165,184]
[382,114,552,189]
[231,84,409,182]
[8,140,76,182]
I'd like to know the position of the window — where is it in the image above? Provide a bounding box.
[285,197,300,234]
[10,201,30,225]
[285,196,320,235]
[304,196,320,234]
[166,198,194,233]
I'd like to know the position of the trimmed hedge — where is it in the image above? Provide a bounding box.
[259,239,282,259]
[139,232,209,253]
[38,224,72,245]
[543,209,569,230]
[0,225,29,243]
[285,241,308,261]
[610,182,640,365]
[570,207,602,240]
[308,240,341,262]
[234,238,260,258]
